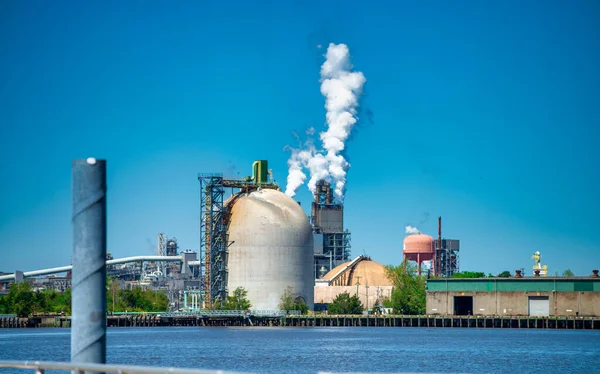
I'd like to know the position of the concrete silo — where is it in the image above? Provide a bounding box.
[226,188,314,311]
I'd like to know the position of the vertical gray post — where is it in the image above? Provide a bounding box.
[71,158,107,367]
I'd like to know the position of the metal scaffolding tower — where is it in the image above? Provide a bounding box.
[199,174,228,308]
[433,217,460,278]
[323,232,351,269]
[157,233,166,256]
[434,239,460,278]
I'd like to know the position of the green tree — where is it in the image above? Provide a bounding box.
[452,271,486,278]
[111,287,168,312]
[147,289,169,311]
[61,288,72,315]
[222,287,252,310]
[327,292,363,315]
[0,280,169,317]
[1,285,72,316]
[7,282,35,317]
[497,271,512,278]
[562,269,574,277]
[279,286,308,314]
[35,289,60,314]
[0,294,8,314]
[385,261,426,315]
[106,278,119,314]
[381,297,393,308]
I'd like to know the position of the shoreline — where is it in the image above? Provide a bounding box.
[2,314,599,330]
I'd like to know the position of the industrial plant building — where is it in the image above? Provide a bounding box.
[198,160,477,313]
[426,272,600,317]
[311,180,351,279]
[198,160,314,311]
[314,255,393,312]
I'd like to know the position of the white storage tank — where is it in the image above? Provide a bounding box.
[226,188,314,311]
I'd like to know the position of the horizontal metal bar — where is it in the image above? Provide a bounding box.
[0,360,245,374]
[0,361,416,374]
[0,256,183,281]
[106,256,182,266]
[110,311,302,317]
[197,173,223,177]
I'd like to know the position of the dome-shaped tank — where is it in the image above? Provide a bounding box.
[403,234,435,254]
[324,259,393,286]
[403,233,435,276]
[226,189,314,310]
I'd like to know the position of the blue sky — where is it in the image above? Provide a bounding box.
[1,0,599,276]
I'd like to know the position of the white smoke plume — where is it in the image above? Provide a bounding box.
[284,43,366,201]
[284,147,307,198]
[405,225,420,235]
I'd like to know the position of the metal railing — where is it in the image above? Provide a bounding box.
[0,314,17,318]
[0,360,245,374]
[0,361,371,374]
[108,310,302,317]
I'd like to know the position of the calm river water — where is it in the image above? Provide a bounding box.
[1,327,599,373]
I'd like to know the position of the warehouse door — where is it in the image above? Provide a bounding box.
[453,296,473,316]
[528,296,550,316]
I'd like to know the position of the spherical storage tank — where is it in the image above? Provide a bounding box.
[403,233,435,275]
[226,189,314,311]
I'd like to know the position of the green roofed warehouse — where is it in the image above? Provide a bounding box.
[426,272,600,317]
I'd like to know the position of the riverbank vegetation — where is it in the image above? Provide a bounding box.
[327,292,364,314]
[279,286,309,314]
[384,261,426,315]
[0,282,71,317]
[219,286,252,310]
[107,288,168,314]
[0,279,168,317]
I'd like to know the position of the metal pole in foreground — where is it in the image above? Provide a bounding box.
[71,158,107,369]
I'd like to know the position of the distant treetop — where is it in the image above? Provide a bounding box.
[451,271,486,279]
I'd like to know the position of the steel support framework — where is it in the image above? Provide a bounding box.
[324,231,351,266]
[314,231,351,277]
[157,233,166,256]
[199,170,279,307]
[198,174,228,308]
[435,247,459,278]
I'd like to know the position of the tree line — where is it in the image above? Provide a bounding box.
[451,269,575,278]
[1,279,169,317]
[2,267,576,318]
[214,286,309,313]
[0,282,71,317]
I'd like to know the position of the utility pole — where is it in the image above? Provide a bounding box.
[355,276,361,297]
[366,281,369,313]
[112,280,116,314]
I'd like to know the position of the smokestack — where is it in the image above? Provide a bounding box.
[436,216,442,276]
[438,216,442,249]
